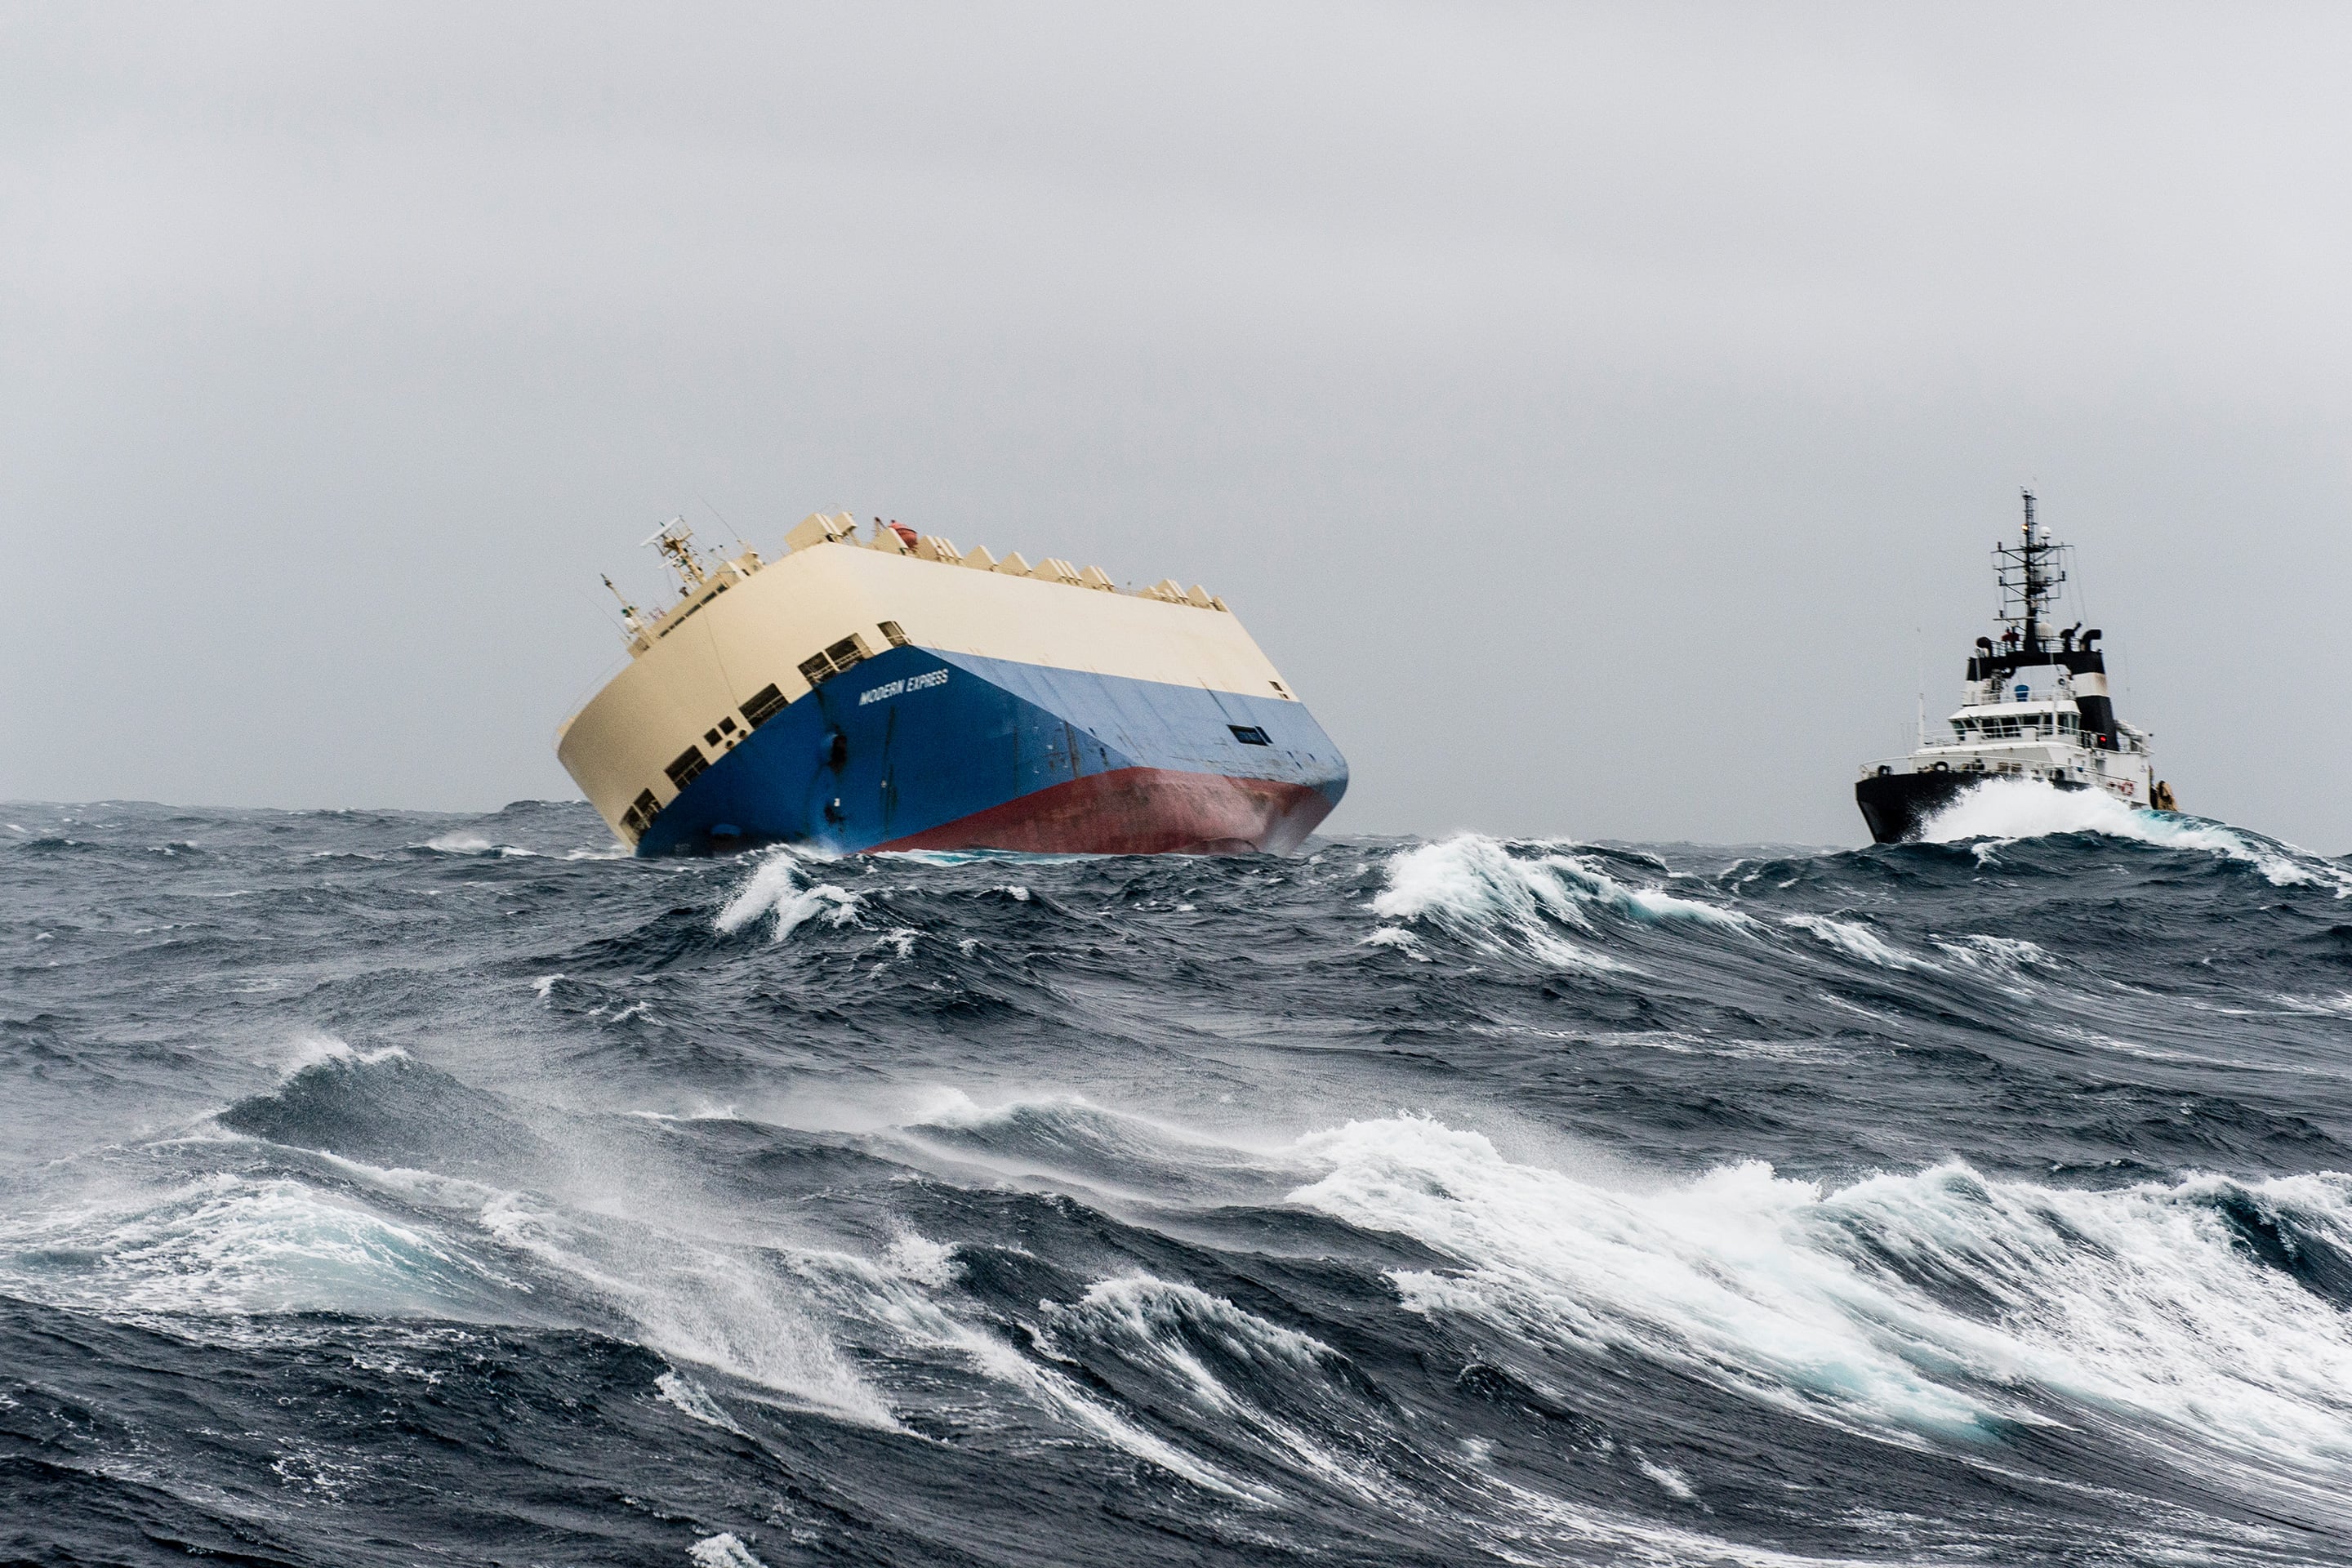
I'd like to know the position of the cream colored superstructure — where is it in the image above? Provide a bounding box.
[557,515,1298,844]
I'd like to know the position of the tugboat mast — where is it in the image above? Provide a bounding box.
[1995,488,2065,657]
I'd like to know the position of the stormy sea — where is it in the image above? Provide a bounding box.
[7,788,2352,1567]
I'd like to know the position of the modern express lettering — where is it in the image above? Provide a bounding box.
[859,668,950,706]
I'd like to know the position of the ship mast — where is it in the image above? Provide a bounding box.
[1993,488,2065,657]
[642,516,709,594]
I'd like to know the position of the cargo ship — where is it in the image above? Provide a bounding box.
[555,513,1348,857]
[1855,492,2174,843]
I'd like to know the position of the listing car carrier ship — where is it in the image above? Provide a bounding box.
[555,513,1348,857]
[1855,492,2175,844]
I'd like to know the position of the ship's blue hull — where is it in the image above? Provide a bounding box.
[635,645,1348,857]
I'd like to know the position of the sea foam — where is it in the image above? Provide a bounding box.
[1920,778,2351,893]
[1287,1114,2352,1481]
[1365,834,1748,969]
[715,851,865,938]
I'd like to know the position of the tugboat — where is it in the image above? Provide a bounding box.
[1856,492,2175,844]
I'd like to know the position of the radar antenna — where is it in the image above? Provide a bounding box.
[640,516,709,592]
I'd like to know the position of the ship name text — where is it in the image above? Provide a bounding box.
[859,668,951,706]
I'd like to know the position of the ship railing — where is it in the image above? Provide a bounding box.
[1858,745,2136,783]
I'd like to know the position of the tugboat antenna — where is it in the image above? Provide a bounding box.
[2021,489,2041,654]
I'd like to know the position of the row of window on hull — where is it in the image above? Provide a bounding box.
[617,621,912,840]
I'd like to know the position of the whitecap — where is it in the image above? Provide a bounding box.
[715,851,862,940]
[0,1174,519,1321]
[1285,1113,2352,1481]
[882,1231,960,1287]
[1368,837,1623,971]
[1379,834,1748,928]
[792,1243,1245,1493]
[656,1369,749,1436]
[1359,926,1428,959]
[1932,933,2058,973]
[1046,1273,1400,1506]
[421,831,537,857]
[687,1534,769,1568]
[271,1033,411,1075]
[1781,914,1936,971]
[1634,1452,1697,1500]
[1921,778,2351,894]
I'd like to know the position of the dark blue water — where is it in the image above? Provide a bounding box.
[7,786,2352,1566]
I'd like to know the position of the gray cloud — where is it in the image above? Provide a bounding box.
[5,2,2347,847]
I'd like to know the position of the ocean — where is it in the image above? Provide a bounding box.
[6,786,2352,1566]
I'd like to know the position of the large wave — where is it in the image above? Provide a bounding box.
[1290,1115,2352,1480]
[11,799,2352,1566]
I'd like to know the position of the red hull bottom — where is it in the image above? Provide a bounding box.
[872,768,1338,856]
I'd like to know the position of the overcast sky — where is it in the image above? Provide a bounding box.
[4,2,2347,849]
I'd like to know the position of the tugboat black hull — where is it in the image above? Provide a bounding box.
[1855,771,1975,844]
[1855,769,2090,844]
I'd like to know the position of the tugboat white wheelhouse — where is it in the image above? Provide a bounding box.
[1856,492,2176,844]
